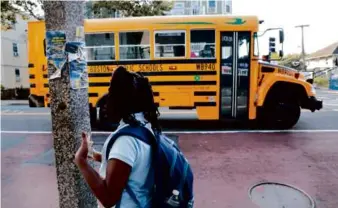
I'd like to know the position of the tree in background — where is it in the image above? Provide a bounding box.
[1,0,173,30]
[278,53,306,71]
[88,0,173,18]
[1,0,43,30]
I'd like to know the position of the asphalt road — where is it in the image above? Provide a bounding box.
[1,89,337,132]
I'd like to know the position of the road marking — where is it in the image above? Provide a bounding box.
[0,112,50,116]
[2,129,338,135]
[325,103,338,106]
[161,111,194,115]
[318,90,338,94]
[0,110,194,116]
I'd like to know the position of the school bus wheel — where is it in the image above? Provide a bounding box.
[97,96,109,129]
[96,95,119,130]
[260,99,301,129]
[258,82,304,129]
[89,104,97,128]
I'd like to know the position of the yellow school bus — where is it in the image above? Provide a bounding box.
[27,15,322,129]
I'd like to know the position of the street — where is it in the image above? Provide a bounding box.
[1,89,338,208]
[1,89,338,132]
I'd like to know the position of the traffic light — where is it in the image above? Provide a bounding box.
[269,37,276,53]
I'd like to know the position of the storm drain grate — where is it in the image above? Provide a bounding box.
[249,182,315,208]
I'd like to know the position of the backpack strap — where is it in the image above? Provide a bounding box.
[105,125,157,208]
[105,125,155,160]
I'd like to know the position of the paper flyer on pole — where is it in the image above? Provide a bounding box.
[65,41,88,89]
[46,31,66,80]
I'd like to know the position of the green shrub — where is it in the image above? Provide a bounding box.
[314,77,329,88]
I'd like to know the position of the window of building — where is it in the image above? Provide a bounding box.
[190,30,215,58]
[13,43,19,57]
[191,1,200,15]
[226,5,230,13]
[154,30,186,58]
[119,31,150,60]
[207,0,217,14]
[85,33,115,61]
[15,69,20,82]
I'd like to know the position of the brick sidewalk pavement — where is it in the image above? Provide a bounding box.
[1,132,338,208]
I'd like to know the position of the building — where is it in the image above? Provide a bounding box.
[306,42,338,71]
[168,0,232,16]
[1,15,30,90]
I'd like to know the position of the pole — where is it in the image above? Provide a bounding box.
[295,24,310,71]
[43,1,97,207]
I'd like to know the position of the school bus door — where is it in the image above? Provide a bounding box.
[219,31,251,119]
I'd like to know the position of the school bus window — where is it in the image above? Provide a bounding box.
[190,30,215,58]
[85,33,115,61]
[238,34,250,59]
[119,31,150,60]
[221,35,232,60]
[253,32,259,57]
[154,30,185,58]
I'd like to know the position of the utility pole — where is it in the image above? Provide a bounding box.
[295,24,310,71]
[43,1,97,208]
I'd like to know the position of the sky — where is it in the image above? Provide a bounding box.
[233,0,338,55]
[30,0,337,56]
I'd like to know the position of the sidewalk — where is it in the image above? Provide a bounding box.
[1,132,338,207]
[1,100,28,106]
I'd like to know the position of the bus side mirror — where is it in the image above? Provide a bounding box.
[279,30,284,44]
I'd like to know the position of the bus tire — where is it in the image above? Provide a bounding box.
[259,98,301,129]
[99,102,109,130]
[98,98,118,130]
[28,97,36,107]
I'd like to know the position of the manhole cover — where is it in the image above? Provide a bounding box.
[249,182,315,208]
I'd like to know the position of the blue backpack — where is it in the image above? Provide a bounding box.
[106,125,194,208]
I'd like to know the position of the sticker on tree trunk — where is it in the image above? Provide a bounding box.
[66,41,88,89]
[46,31,66,80]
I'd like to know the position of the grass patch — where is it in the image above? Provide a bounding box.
[314,77,329,88]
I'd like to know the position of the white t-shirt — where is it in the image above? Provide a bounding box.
[99,113,154,208]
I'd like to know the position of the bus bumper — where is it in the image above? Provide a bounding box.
[303,96,323,112]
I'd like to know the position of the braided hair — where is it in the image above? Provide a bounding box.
[106,66,161,133]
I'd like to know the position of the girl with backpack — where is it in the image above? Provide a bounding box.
[74,66,193,208]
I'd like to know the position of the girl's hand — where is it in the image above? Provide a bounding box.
[90,150,102,163]
[75,132,89,166]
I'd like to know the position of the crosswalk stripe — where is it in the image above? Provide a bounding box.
[325,103,338,106]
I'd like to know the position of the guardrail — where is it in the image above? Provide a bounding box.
[301,67,338,79]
